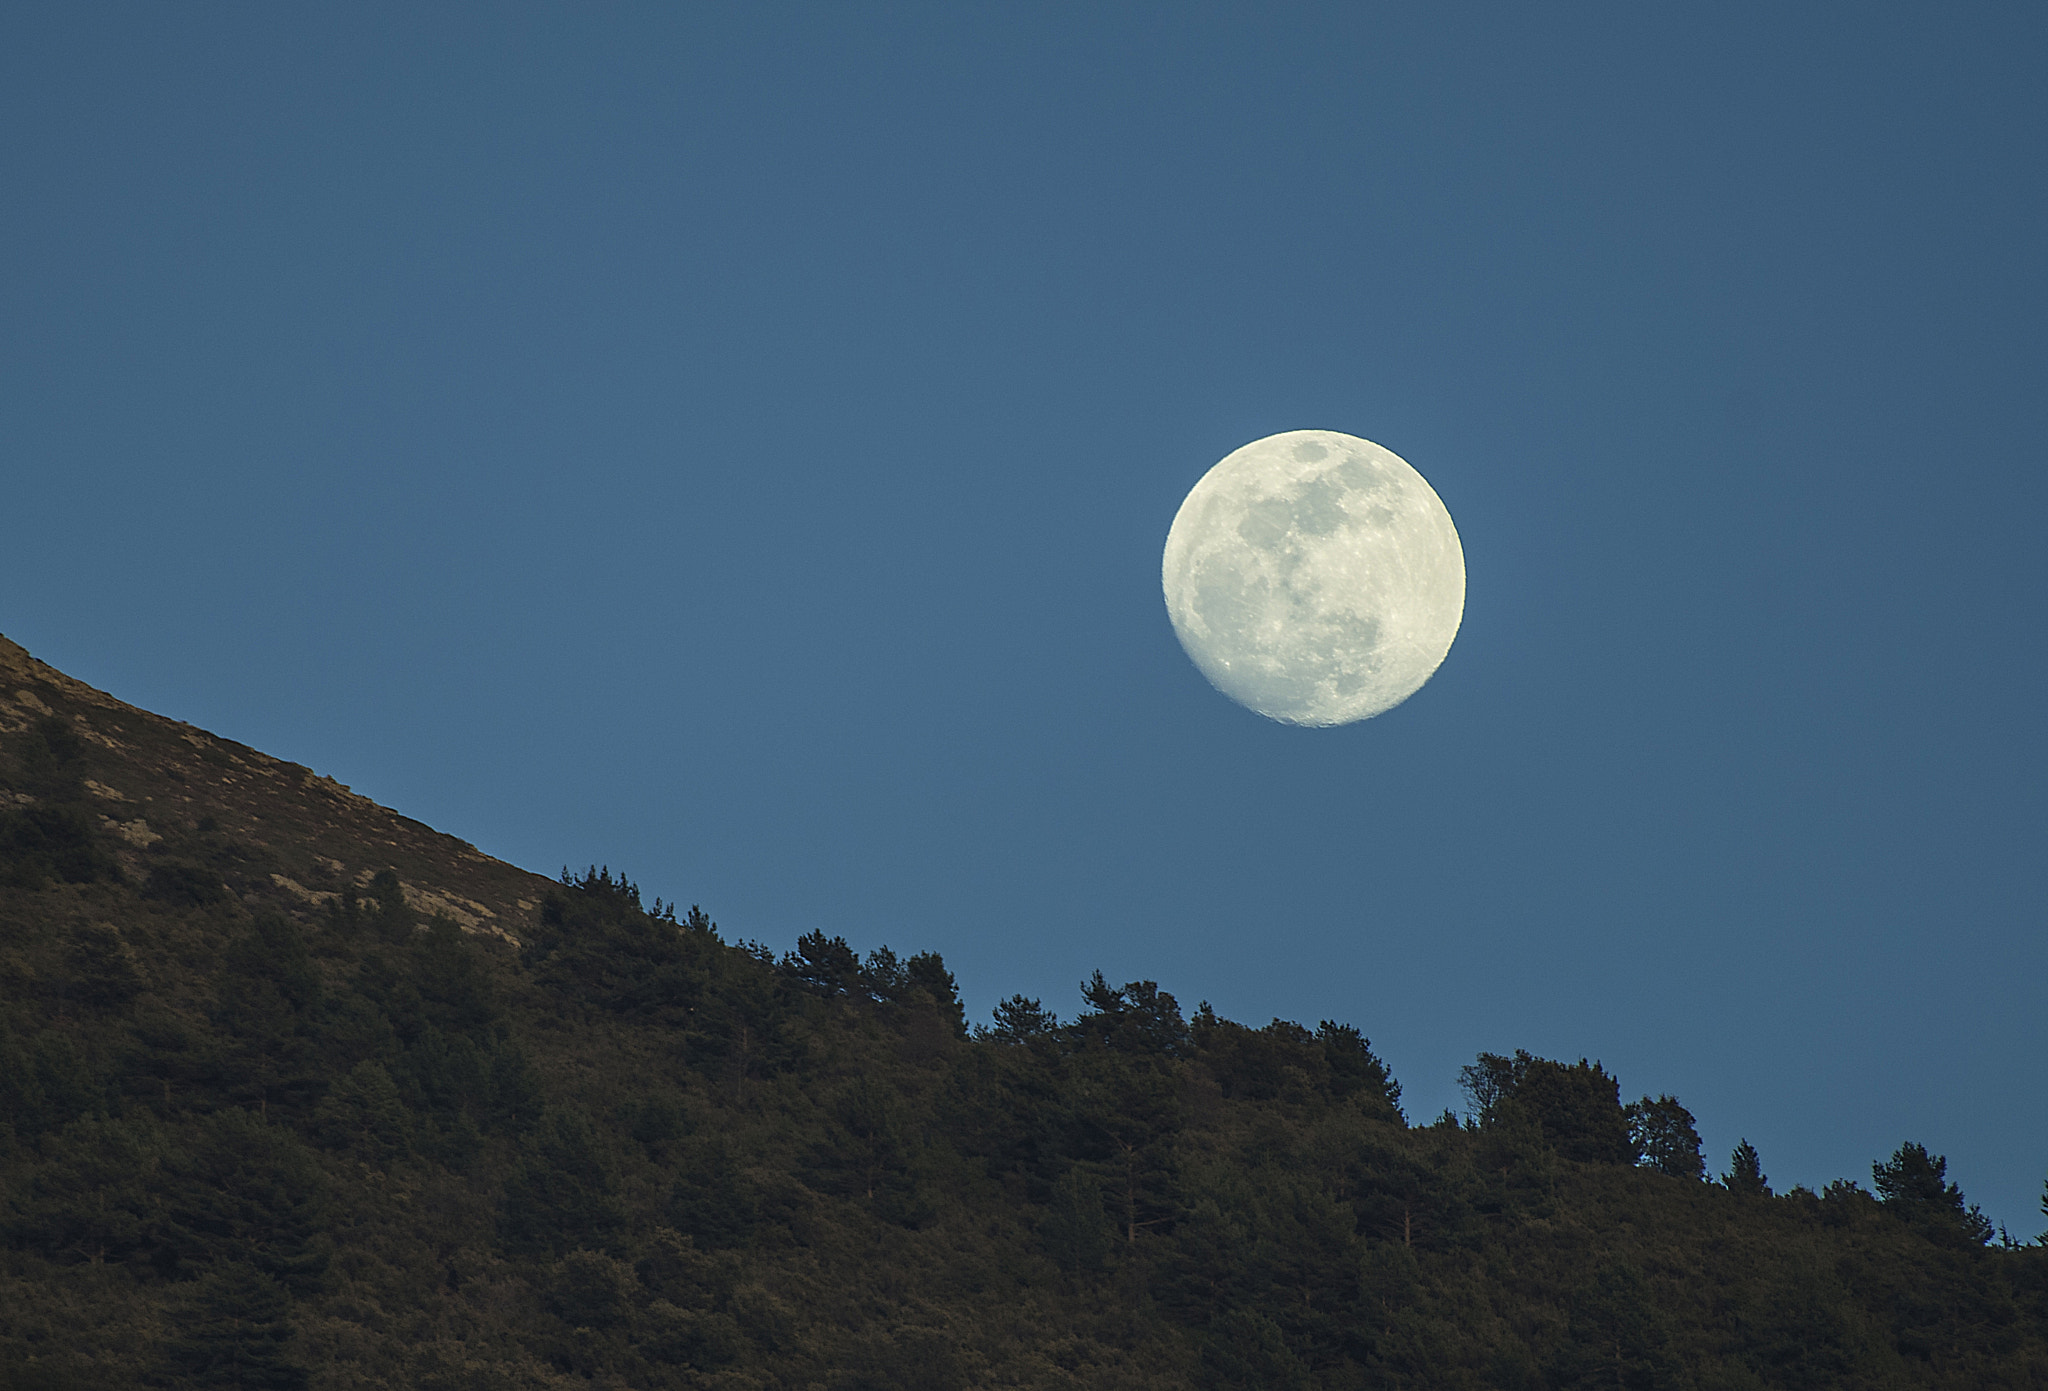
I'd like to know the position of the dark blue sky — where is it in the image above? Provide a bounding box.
[5,5,2044,1230]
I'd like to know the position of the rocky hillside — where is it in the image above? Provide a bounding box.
[0,634,549,942]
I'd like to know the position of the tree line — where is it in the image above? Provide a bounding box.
[1,705,2045,1388]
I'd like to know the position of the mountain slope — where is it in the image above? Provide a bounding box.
[0,634,2043,1391]
[0,634,549,940]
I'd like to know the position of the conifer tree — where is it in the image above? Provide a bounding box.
[860,945,908,1000]
[1724,1139,1770,1195]
[311,1060,411,1159]
[668,1137,758,1249]
[162,1261,308,1390]
[1039,1166,1111,1275]
[0,1022,46,1142]
[15,1113,164,1266]
[499,1108,624,1256]
[785,930,861,995]
[1545,1263,1673,1390]
[162,1108,330,1293]
[982,994,1056,1042]
[905,950,966,1036]
[1873,1141,1994,1243]
[212,916,323,1117]
[1199,1309,1314,1391]
[1316,1021,1402,1115]
[0,718,112,887]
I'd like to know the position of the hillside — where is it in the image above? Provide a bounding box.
[1,633,2044,1390]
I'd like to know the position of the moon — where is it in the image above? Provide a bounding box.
[1161,429,1465,726]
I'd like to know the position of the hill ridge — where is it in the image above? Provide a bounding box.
[0,632,2043,1390]
[0,632,546,942]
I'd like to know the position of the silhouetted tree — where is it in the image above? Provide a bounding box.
[1873,1141,1993,1244]
[1457,1049,1526,1124]
[1318,1020,1403,1116]
[861,945,909,1000]
[905,949,967,1036]
[981,994,1057,1043]
[1074,972,1189,1056]
[1460,1050,1633,1164]
[1626,1094,1705,1179]
[1724,1139,1770,1196]
[784,930,862,996]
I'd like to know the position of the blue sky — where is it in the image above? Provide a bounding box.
[5,4,2044,1230]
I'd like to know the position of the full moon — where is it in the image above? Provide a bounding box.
[1162,429,1465,726]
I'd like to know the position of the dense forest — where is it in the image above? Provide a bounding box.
[1,635,2046,1390]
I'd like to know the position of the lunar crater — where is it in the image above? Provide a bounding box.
[1162,429,1464,726]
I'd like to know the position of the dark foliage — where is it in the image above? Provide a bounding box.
[1875,1141,1997,1245]
[1627,1093,1706,1179]
[161,1261,309,1389]
[143,860,229,908]
[1,697,2045,1390]
[1460,1048,1636,1164]
[1726,1137,1772,1195]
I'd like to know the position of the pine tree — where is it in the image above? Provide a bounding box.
[981,994,1057,1043]
[310,1060,411,1159]
[905,950,966,1036]
[784,930,862,995]
[161,1261,308,1390]
[16,1113,165,1266]
[1724,1139,1770,1195]
[162,1108,329,1293]
[1040,1167,1111,1274]
[499,1108,624,1256]
[1199,1309,1314,1391]
[1544,1262,1673,1390]
[1873,1141,1994,1243]
[668,1137,758,1249]
[212,916,322,1117]
[1317,1020,1402,1115]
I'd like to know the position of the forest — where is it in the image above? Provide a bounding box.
[2,635,2046,1389]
